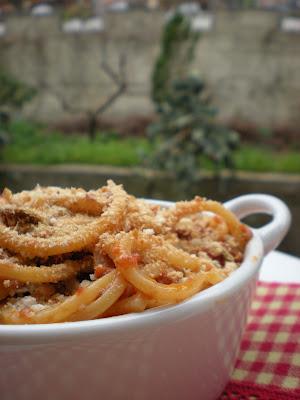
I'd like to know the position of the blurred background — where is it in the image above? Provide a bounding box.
[0,0,299,255]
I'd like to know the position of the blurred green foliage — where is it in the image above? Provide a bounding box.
[3,120,150,166]
[2,120,299,173]
[149,13,239,183]
[0,69,36,151]
[148,77,240,180]
[151,12,199,105]
[0,69,36,110]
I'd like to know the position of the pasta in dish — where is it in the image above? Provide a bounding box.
[0,181,251,324]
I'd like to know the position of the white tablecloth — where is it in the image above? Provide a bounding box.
[259,251,300,283]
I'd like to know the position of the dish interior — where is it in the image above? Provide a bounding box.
[0,217,263,344]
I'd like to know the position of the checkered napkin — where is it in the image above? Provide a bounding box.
[221,282,300,400]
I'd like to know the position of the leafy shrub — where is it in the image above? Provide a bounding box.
[148,77,239,181]
[151,12,199,106]
[0,69,35,110]
[0,70,36,152]
[149,13,239,184]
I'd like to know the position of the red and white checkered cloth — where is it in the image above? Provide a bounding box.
[221,282,300,400]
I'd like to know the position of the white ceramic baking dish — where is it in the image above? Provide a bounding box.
[0,194,291,400]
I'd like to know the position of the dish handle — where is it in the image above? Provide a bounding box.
[224,194,291,255]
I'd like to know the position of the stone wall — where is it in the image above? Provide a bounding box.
[1,11,300,134]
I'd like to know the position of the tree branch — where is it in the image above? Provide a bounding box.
[95,82,126,116]
[40,81,84,115]
[101,60,121,86]
[38,46,128,141]
[95,52,127,116]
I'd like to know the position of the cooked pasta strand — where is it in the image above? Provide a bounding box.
[0,258,91,283]
[69,274,126,321]
[0,182,251,324]
[0,271,116,324]
[104,292,148,317]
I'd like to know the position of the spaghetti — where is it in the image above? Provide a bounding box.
[0,181,251,324]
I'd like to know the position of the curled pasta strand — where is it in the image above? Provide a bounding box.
[0,271,116,324]
[202,200,251,246]
[100,230,214,273]
[0,183,128,258]
[166,197,251,247]
[0,258,92,283]
[69,273,126,321]
[7,183,115,216]
[100,231,210,301]
[119,266,206,302]
[0,182,251,324]
[104,292,148,317]
[149,243,213,272]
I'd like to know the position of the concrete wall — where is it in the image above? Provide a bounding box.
[1,11,300,133]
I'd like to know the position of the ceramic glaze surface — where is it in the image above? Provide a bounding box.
[0,194,291,400]
[0,279,256,400]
